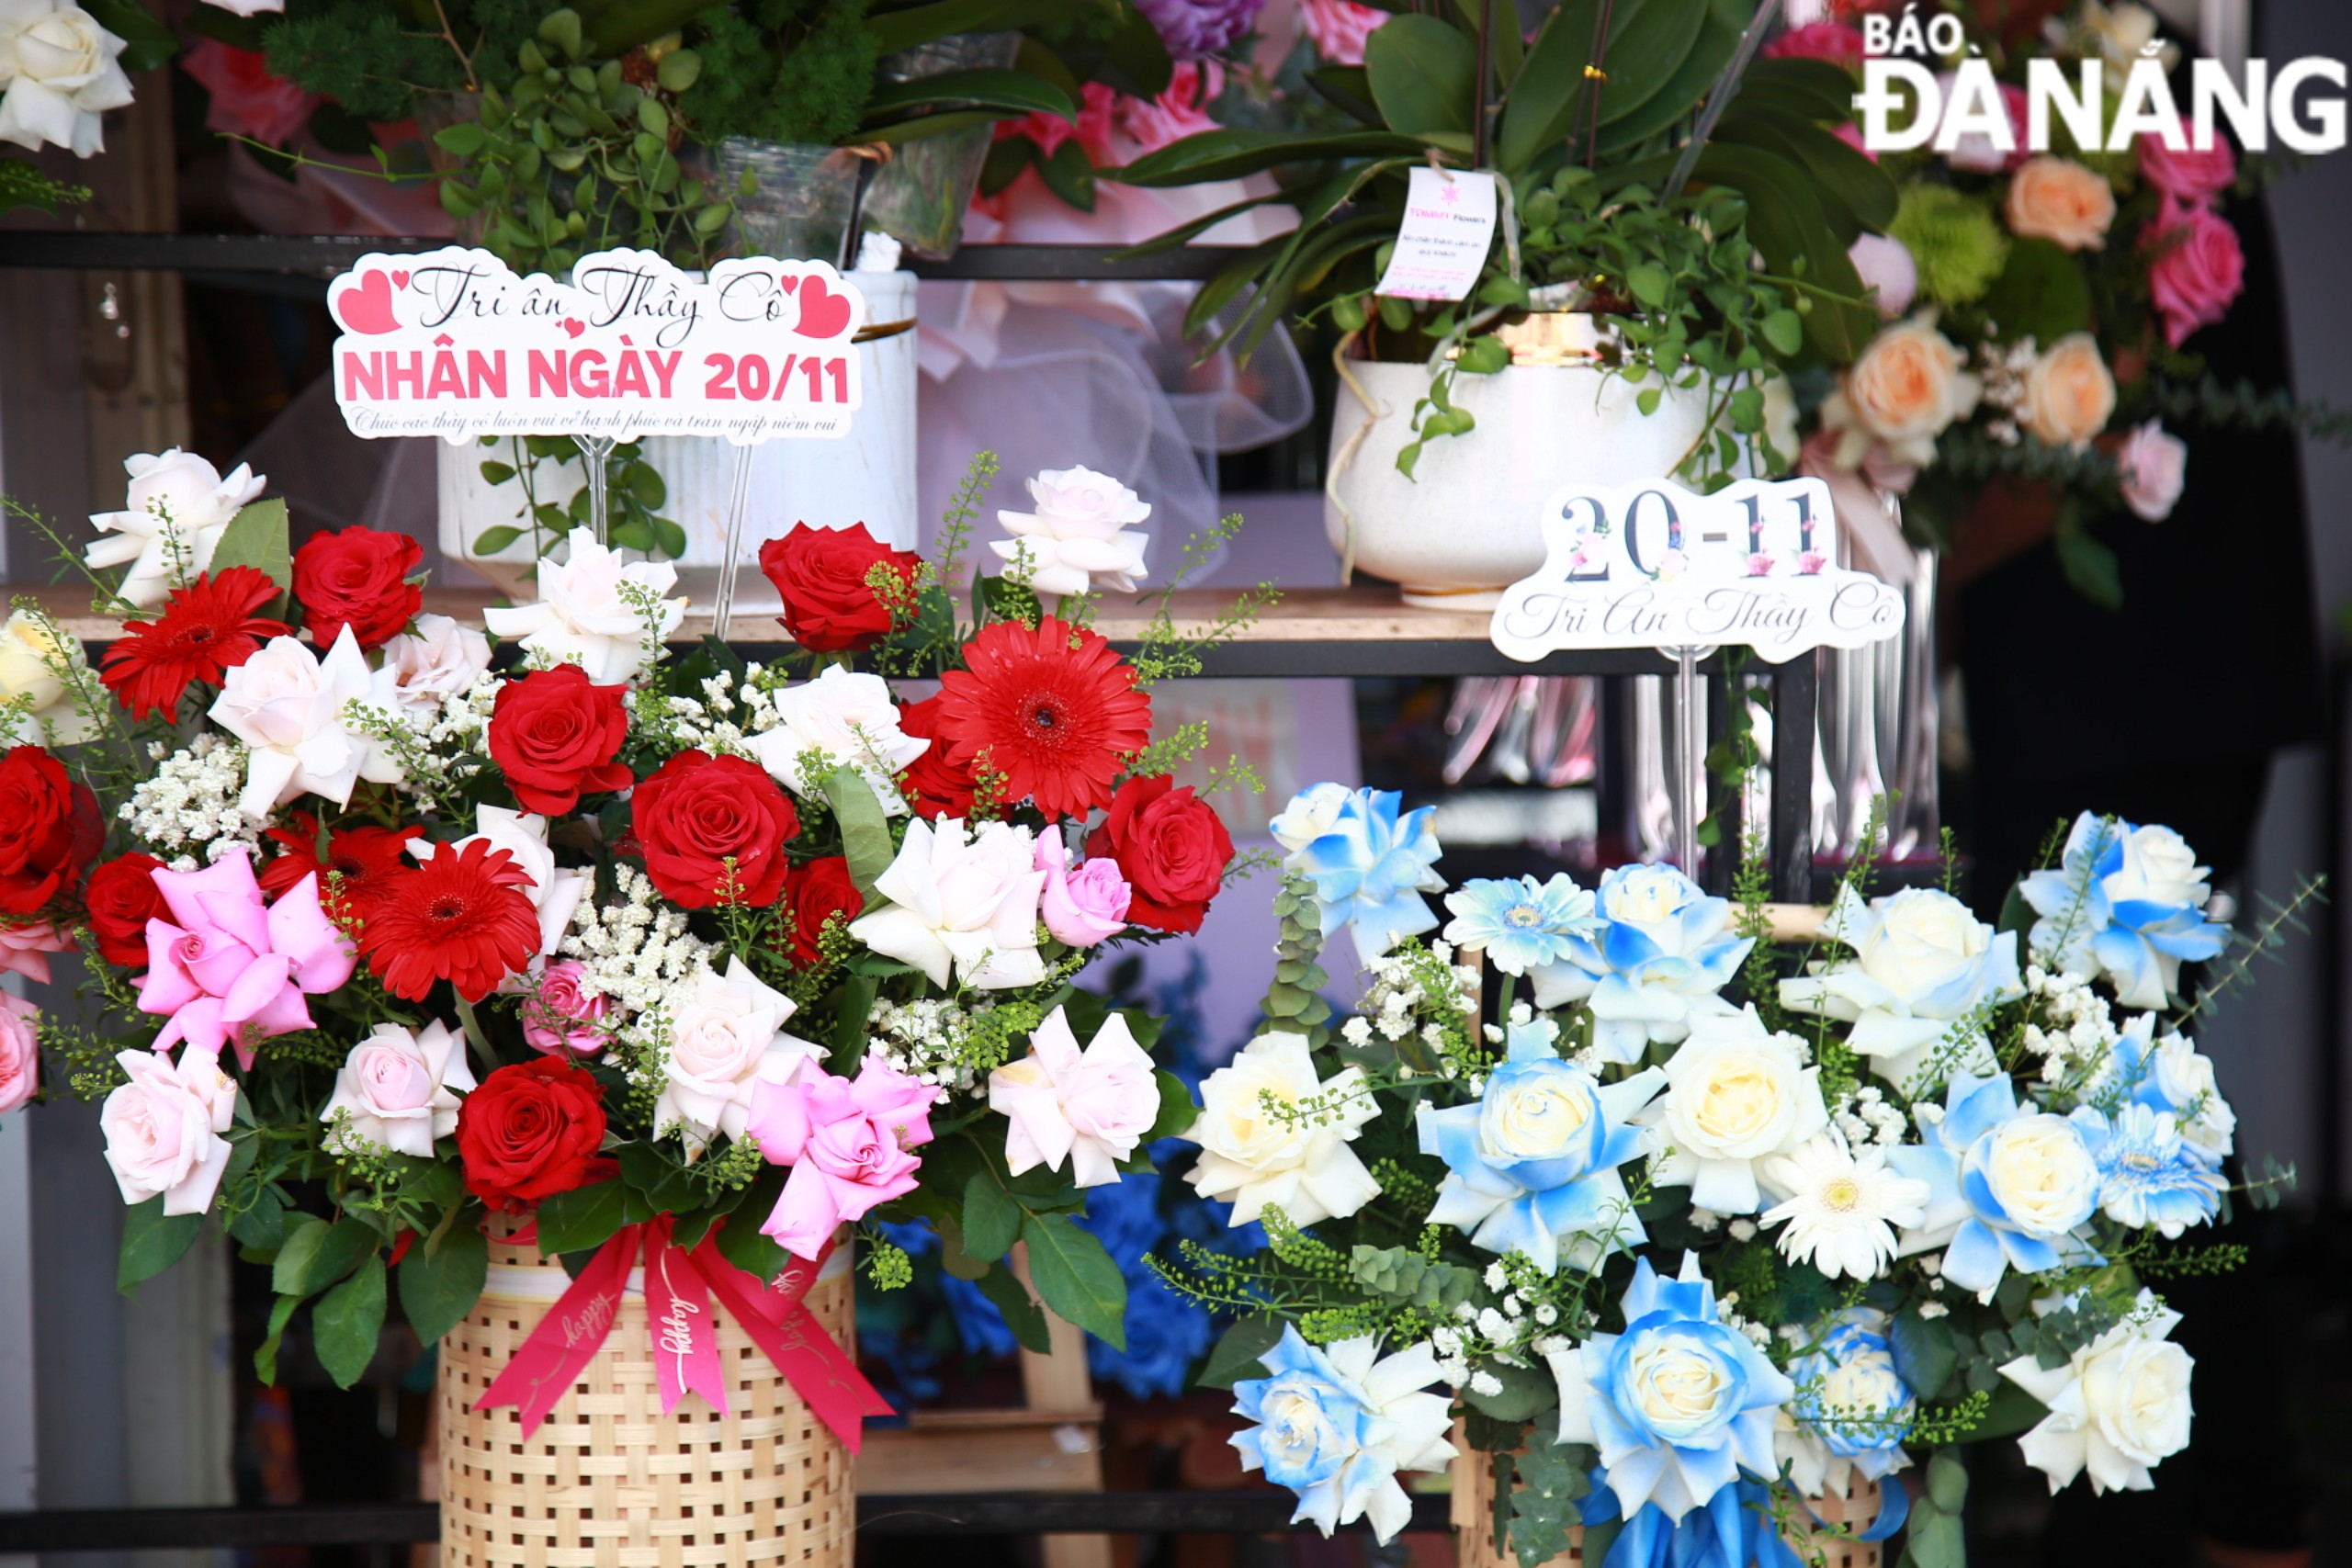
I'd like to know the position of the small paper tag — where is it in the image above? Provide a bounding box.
[1374,167,1498,302]
[1488,478,1907,664]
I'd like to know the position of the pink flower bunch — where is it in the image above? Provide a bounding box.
[1763,20,1868,69]
[521,960,609,1056]
[2139,115,2237,209]
[1115,62,1224,155]
[1298,0,1385,66]
[138,850,356,1066]
[1035,827,1130,947]
[2144,200,2245,349]
[746,1057,935,1260]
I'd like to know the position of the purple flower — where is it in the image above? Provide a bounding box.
[1136,0,1263,57]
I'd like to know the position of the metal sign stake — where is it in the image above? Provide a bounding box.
[709,444,757,642]
[572,434,617,547]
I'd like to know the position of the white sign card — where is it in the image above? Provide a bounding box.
[1374,167,1498,302]
[325,247,866,446]
[1488,478,1906,663]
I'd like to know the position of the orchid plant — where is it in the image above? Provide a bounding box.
[0,449,1267,1394]
[1152,785,2297,1568]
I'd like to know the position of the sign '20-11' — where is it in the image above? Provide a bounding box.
[1488,477,1906,662]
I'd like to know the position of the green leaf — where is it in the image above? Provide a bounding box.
[1681,143,1875,360]
[821,766,896,903]
[973,1258,1055,1353]
[655,48,701,94]
[1114,129,1428,188]
[1021,1212,1127,1351]
[1901,1502,1965,1568]
[1364,15,1477,139]
[313,1256,388,1389]
[1593,0,1744,154]
[1142,1068,1198,1144]
[79,0,175,73]
[829,970,878,1077]
[1741,57,1860,122]
[961,1169,1023,1264]
[1306,65,1382,126]
[1036,136,1096,212]
[865,0,1090,56]
[1890,1305,1960,1400]
[1626,263,1671,308]
[1462,1357,1555,1421]
[273,1215,372,1299]
[535,1179,634,1256]
[254,1292,300,1383]
[118,1197,202,1292]
[1981,235,2095,347]
[227,1188,287,1250]
[208,497,291,594]
[866,68,1077,124]
[1717,104,1899,236]
[471,525,525,556]
[1197,1313,1283,1389]
[2054,518,2122,610]
[714,1174,789,1284]
[399,1221,489,1344]
[1926,1448,1967,1513]
[1508,1425,1588,1566]
[433,121,490,160]
[1760,308,1804,357]
[1496,0,1598,174]
[478,459,518,487]
[1592,0,1713,129]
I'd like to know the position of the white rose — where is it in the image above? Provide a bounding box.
[378,614,492,721]
[412,806,585,957]
[1269,782,1352,864]
[1859,889,1990,994]
[2150,1033,2234,1159]
[322,1020,473,1157]
[2002,1295,2194,1494]
[1185,1032,1380,1225]
[209,626,403,818]
[989,1006,1161,1187]
[198,0,282,17]
[1781,886,2020,1089]
[990,465,1152,596]
[0,606,96,745]
[848,816,1046,991]
[747,663,926,812]
[1972,1113,2099,1238]
[2105,823,2208,909]
[84,448,267,608]
[0,0,130,156]
[653,956,822,1157]
[481,526,685,684]
[1648,1008,1828,1214]
[100,1045,237,1215]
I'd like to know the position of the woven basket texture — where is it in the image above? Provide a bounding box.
[438,1229,854,1568]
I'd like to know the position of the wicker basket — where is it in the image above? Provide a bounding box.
[438,1228,857,1568]
[1450,1445,1886,1568]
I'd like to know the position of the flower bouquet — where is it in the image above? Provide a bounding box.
[1783,2,2272,600]
[3,453,1251,1561]
[1151,784,2290,1568]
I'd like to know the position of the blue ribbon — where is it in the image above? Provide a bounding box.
[1579,1471,1905,1568]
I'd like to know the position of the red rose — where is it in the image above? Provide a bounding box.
[457,1056,618,1213]
[1092,773,1232,934]
[0,746,102,917]
[632,750,799,908]
[488,665,633,816]
[758,522,921,652]
[896,696,976,820]
[83,852,165,967]
[292,525,423,651]
[784,855,864,968]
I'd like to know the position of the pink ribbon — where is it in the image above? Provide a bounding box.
[472,1218,890,1449]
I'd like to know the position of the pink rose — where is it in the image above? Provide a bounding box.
[1035,827,1130,948]
[2147,201,2245,349]
[1116,62,1222,155]
[2138,117,2236,209]
[1849,233,1918,320]
[0,921,72,984]
[1764,21,1868,69]
[0,994,38,1113]
[100,1043,237,1215]
[138,850,356,1067]
[988,1007,1159,1188]
[1298,0,1385,65]
[747,1057,933,1260]
[2115,420,2189,522]
[522,960,609,1056]
[1938,74,2031,173]
[180,39,321,148]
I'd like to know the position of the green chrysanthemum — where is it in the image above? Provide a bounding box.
[1891,185,2012,308]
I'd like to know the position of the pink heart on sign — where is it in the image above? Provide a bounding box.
[390,270,410,289]
[775,276,798,295]
[795,276,852,339]
[333,269,401,335]
[561,318,586,339]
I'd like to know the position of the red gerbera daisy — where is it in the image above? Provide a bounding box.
[258,812,425,916]
[99,567,288,721]
[361,839,541,1003]
[933,616,1152,818]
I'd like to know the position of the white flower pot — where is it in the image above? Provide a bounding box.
[1324,358,1719,609]
[438,270,921,606]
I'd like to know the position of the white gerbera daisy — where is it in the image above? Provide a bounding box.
[1758,1134,1931,1279]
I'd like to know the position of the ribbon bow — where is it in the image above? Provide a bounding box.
[473,1217,891,1448]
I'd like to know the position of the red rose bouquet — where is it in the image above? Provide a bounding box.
[4,450,1259,1406]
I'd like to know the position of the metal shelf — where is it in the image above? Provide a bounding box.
[0,232,1247,285]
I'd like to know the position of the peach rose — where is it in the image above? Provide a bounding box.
[2005,157,2118,252]
[2020,333,2118,449]
[1821,315,1983,471]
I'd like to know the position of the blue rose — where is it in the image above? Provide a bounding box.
[1530,864,1752,1065]
[1548,1254,1793,1522]
[1417,1021,1663,1273]
[2019,814,2230,1011]
[1889,1073,2101,1296]
[1230,1327,1455,1540]
[1790,1314,1916,1467]
[1283,786,1445,958]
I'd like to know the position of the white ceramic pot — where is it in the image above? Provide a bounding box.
[1324,358,1719,609]
[438,270,921,605]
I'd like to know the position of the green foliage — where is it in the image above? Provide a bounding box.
[118,1198,202,1293]
[680,0,879,147]
[313,1256,388,1388]
[1978,234,2092,343]
[1022,1211,1128,1350]
[0,156,88,216]
[1506,1427,1589,1568]
[399,1221,490,1342]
